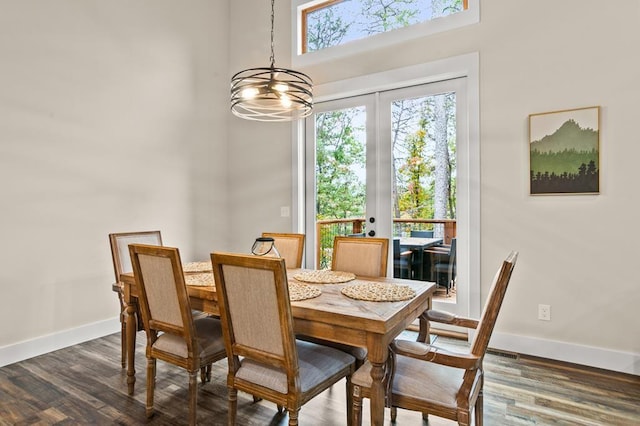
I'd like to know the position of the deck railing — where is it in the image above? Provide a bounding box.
[315,218,457,269]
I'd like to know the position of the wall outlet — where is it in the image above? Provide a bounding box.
[280,206,290,217]
[538,304,551,321]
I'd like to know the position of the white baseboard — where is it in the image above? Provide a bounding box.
[0,318,120,368]
[490,331,640,376]
[2,321,638,377]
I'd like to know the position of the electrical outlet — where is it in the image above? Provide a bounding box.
[538,304,551,321]
[280,206,290,217]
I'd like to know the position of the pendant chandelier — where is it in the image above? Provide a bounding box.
[230,0,313,122]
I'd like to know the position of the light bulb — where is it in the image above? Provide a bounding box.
[273,82,289,92]
[280,94,292,108]
[241,87,259,99]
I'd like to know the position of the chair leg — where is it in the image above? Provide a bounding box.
[188,370,198,426]
[120,310,126,368]
[200,364,212,383]
[288,408,300,426]
[146,357,156,419]
[345,376,353,426]
[228,387,237,426]
[352,385,363,426]
[475,386,484,426]
[391,407,397,422]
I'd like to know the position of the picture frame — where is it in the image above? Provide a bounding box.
[529,106,600,195]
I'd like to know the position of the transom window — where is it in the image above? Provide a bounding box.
[300,0,469,54]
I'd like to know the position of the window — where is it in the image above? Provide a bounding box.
[298,0,470,55]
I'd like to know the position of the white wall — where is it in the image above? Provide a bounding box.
[0,0,230,364]
[227,0,640,373]
[227,0,296,253]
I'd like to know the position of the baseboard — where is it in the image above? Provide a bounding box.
[0,318,120,368]
[490,331,640,376]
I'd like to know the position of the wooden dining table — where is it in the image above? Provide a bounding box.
[120,266,435,426]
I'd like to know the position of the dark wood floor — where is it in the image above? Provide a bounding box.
[1,331,638,425]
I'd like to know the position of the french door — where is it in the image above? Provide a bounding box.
[304,77,469,316]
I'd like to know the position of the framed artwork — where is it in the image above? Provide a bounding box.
[529,106,600,195]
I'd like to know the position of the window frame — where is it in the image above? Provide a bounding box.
[292,0,478,66]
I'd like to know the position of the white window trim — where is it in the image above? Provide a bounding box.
[291,0,479,67]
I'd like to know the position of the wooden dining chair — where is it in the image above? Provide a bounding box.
[351,251,518,426]
[262,232,305,269]
[210,252,356,426]
[331,236,389,278]
[109,230,162,368]
[129,244,227,426]
[302,236,390,367]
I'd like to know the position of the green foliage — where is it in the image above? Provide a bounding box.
[315,109,366,220]
[361,0,420,34]
[307,6,350,52]
[397,126,434,218]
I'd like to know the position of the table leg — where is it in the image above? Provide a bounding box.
[124,297,137,395]
[369,360,386,426]
[417,296,433,343]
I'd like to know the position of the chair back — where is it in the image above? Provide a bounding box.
[332,236,388,278]
[447,237,457,276]
[393,238,401,260]
[410,230,434,238]
[469,251,518,359]
[129,244,197,354]
[262,232,305,269]
[109,231,162,281]
[211,253,298,387]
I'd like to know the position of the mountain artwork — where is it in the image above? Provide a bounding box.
[529,106,600,194]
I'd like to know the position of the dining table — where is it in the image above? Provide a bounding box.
[120,264,435,426]
[398,236,443,280]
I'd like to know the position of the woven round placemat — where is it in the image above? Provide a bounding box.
[293,270,356,284]
[341,282,416,302]
[183,261,212,273]
[288,282,322,301]
[185,272,214,286]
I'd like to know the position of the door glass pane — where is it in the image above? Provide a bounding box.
[391,92,457,296]
[315,106,366,268]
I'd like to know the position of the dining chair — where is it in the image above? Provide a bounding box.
[430,237,457,294]
[109,230,163,368]
[410,230,434,238]
[331,236,389,278]
[393,238,412,279]
[129,244,227,425]
[351,251,518,426]
[308,236,390,366]
[210,252,356,426]
[262,232,305,268]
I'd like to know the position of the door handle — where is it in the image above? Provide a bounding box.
[368,230,376,237]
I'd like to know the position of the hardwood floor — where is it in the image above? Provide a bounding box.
[1,332,638,425]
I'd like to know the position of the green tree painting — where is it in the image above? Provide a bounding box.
[529,106,600,194]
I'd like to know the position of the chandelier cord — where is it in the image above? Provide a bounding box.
[269,0,275,68]
[229,0,312,121]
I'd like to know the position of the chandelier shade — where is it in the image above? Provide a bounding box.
[230,66,313,122]
[230,0,313,122]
